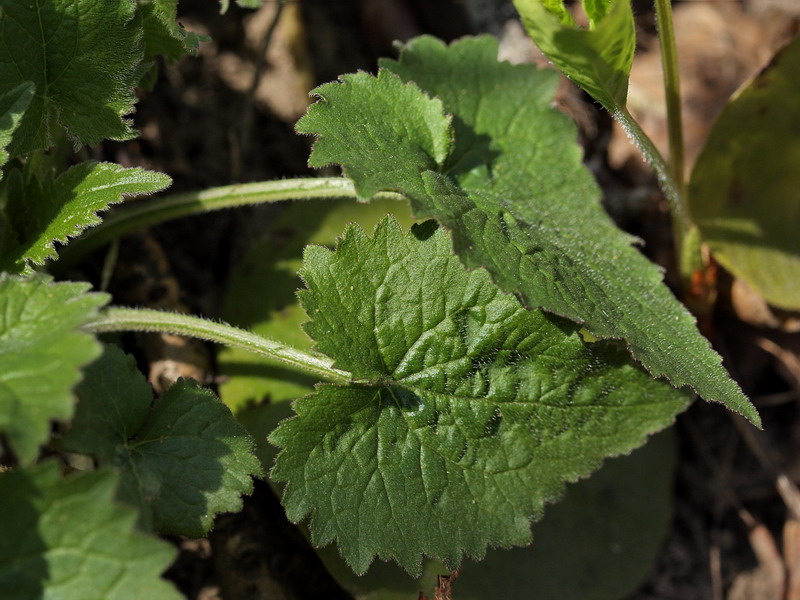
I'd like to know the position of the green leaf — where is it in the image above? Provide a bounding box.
[512,0,635,110]
[0,82,34,172]
[0,0,145,154]
[64,344,263,538]
[139,0,206,64]
[219,197,416,410]
[297,35,758,425]
[688,36,800,310]
[0,462,181,600]
[218,197,416,469]
[270,216,690,575]
[321,429,676,600]
[0,161,171,273]
[219,0,262,14]
[0,275,108,464]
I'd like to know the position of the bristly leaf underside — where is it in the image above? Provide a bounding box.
[270,216,690,575]
[295,35,758,426]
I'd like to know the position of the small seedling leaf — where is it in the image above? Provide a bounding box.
[297,35,758,425]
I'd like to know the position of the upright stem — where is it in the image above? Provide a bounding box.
[654,0,685,198]
[84,307,352,384]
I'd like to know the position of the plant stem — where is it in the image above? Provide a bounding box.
[654,0,686,200]
[614,106,691,255]
[83,307,352,384]
[59,177,403,266]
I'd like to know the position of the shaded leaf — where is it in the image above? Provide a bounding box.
[64,344,263,538]
[270,216,690,575]
[0,0,145,154]
[0,82,34,172]
[689,36,800,310]
[0,161,171,273]
[0,462,181,600]
[297,35,757,424]
[0,275,108,464]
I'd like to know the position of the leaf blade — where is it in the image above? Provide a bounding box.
[64,345,263,538]
[0,275,108,464]
[512,0,635,110]
[688,36,800,310]
[1,161,171,272]
[0,0,145,154]
[0,462,181,600]
[298,35,758,425]
[271,216,691,574]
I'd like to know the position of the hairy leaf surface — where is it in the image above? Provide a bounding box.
[64,345,263,538]
[0,276,107,464]
[513,0,635,110]
[689,36,800,309]
[0,0,144,154]
[270,216,690,575]
[0,162,171,273]
[139,0,206,64]
[0,462,181,600]
[296,35,757,424]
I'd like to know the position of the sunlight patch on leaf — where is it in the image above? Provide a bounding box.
[0,82,34,174]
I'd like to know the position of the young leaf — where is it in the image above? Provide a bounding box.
[0,462,181,600]
[0,82,34,173]
[63,345,263,538]
[139,0,206,64]
[688,36,800,310]
[297,35,758,425]
[0,161,171,273]
[270,216,690,575]
[512,0,635,111]
[0,276,108,464]
[0,0,145,154]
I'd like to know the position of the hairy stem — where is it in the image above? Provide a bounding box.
[59,177,404,266]
[84,307,351,384]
